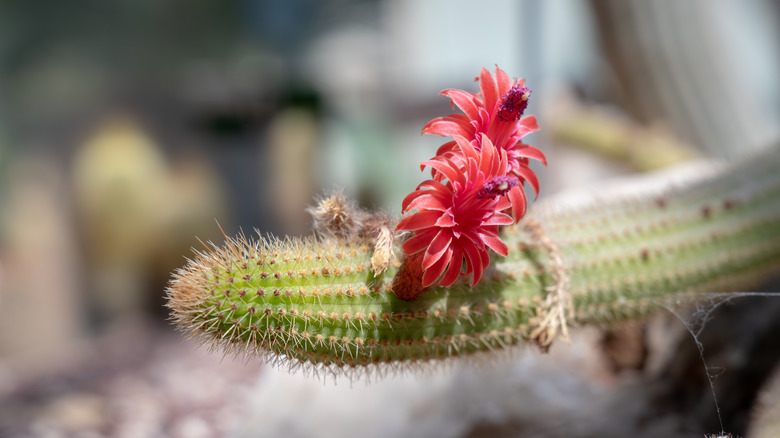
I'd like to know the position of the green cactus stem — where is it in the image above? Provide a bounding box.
[166,146,780,372]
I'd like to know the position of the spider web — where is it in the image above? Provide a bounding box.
[662,291,780,438]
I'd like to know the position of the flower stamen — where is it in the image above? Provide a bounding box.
[477,175,519,200]
[497,85,531,122]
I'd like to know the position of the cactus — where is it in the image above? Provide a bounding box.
[165,144,780,374]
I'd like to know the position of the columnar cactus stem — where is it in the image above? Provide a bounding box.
[166,146,780,373]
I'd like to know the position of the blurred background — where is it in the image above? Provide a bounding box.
[0,0,778,437]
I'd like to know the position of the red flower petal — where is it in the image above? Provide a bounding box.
[479,67,498,112]
[401,188,430,212]
[483,211,514,226]
[513,164,540,196]
[422,114,473,138]
[422,246,453,287]
[423,230,453,269]
[440,89,480,121]
[402,229,437,255]
[462,243,486,286]
[495,67,512,98]
[517,115,539,133]
[435,140,458,158]
[434,212,456,228]
[507,185,528,220]
[439,246,463,286]
[397,210,442,231]
[422,156,462,185]
[480,231,508,257]
[403,193,448,213]
[511,142,546,165]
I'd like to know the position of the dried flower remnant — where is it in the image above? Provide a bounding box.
[308,190,395,275]
[370,225,395,274]
[307,191,359,239]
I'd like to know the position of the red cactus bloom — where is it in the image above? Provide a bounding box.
[423,66,546,198]
[396,135,517,287]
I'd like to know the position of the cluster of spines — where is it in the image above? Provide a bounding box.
[167,148,780,373]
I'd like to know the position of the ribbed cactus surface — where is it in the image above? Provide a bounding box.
[166,147,780,371]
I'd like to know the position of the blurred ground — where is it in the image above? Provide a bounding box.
[0,319,259,438]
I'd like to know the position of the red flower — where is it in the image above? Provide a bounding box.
[422,66,546,199]
[396,135,516,287]
[395,66,546,293]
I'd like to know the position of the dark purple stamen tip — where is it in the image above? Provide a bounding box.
[497,85,531,122]
[477,176,519,199]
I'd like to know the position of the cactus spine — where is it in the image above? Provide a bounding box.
[166,147,780,372]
